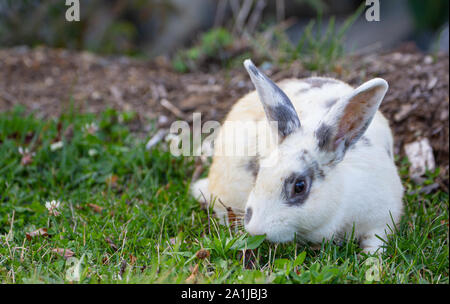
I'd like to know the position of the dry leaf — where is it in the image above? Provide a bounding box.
[21,153,34,166]
[102,254,110,265]
[227,207,239,229]
[53,121,63,142]
[52,248,74,259]
[106,175,118,188]
[186,263,199,284]
[333,64,343,75]
[105,236,118,251]
[119,259,127,278]
[195,249,210,260]
[87,203,103,213]
[310,244,322,251]
[129,254,137,265]
[26,228,48,240]
[24,131,35,144]
[191,164,203,183]
[63,124,74,142]
[19,147,35,166]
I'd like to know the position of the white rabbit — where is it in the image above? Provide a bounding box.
[191,59,403,254]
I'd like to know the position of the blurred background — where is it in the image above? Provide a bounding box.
[0,0,448,58]
[0,0,448,185]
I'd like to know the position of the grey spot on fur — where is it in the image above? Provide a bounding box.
[361,120,372,135]
[298,150,307,162]
[302,77,339,88]
[246,156,260,178]
[360,136,371,146]
[316,120,373,157]
[325,98,338,109]
[386,143,393,159]
[267,104,301,138]
[311,161,325,179]
[250,64,301,138]
[315,123,333,151]
[296,87,310,95]
[299,150,325,179]
[352,136,371,149]
[247,64,261,77]
[245,207,252,225]
[349,136,371,151]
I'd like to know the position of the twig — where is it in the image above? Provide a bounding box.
[145,129,168,150]
[276,0,285,23]
[8,268,15,283]
[247,0,267,34]
[229,0,241,20]
[233,0,254,36]
[160,98,185,119]
[200,190,211,235]
[0,90,14,104]
[262,16,297,41]
[5,211,15,260]
[20,238,27,263]
[69,202,77,233]
[214,0,228,27]
[191,163,204,183]
[350,41,383,56]
[119,259,127,279]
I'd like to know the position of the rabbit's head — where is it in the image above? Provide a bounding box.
[242,59,389,243]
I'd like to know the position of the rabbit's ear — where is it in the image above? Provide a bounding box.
[244,59,301,139]
[316,78,388,162]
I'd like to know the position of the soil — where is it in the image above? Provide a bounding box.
[0,45,448,190]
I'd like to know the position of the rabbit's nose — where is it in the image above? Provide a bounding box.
[244,207,253,225]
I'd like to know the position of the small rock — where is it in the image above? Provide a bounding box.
[423,56,433,65]
[427,77,438,90]
[404,138,436,181]
[110,85,123,101]
[157,115,170,127]
[91,91,101,100]
[260,61,273,71]
[45,77,54,86]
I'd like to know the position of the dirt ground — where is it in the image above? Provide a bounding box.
[0,45,448,190]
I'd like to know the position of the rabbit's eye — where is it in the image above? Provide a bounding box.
[284,174,311,205]
[294,179,306,194]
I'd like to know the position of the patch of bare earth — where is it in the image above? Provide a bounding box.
[0,46,448,191]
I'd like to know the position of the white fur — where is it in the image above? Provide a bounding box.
[191,60,404,254]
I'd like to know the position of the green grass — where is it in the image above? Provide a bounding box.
[278,4,363,72]
[0,106,448,284]
[172,27,234,73]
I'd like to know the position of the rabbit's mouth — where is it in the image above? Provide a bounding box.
[245,222,297,244]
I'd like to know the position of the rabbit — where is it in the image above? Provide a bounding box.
[191,59,404,254]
